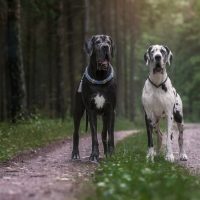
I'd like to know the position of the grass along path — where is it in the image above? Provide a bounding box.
[0,118,74,161]
[0,130,136,200]
[91,131,200,200]
[0,117,134,161]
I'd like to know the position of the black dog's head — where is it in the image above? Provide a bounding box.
[144,45,173,74]
[85,35,114,71]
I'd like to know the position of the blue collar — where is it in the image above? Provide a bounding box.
[84,66,114,84]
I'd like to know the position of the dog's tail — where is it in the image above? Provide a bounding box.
[85,111,88,132]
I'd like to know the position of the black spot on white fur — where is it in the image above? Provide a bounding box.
[173,110,182,123]
[161,83,167,92]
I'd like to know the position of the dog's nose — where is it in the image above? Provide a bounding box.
[155,55,161,61]
[102,45,109,52]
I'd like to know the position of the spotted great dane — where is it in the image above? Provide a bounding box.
[142,44,188,162]
[71,35,116,162]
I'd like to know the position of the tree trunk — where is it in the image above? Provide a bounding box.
[94,0,102,33]
[128,0,138,121]
[0,0,7,120]
[55,0,66,119]
[6,0,27,122]
[123,0,129,117]
[82,0,90,69]
[24,10,31,112]
[129,35,135,121]
[84,0,90,38]
[24,3,36,115]
[129,43,135,121]
[47,10,55,117]
[66,0,75,116]
[114,0,124,116]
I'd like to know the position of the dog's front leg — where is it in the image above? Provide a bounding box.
[107,110,115,156]
[88,111,99,162]
[102,115,108,156]
[165,114,174,162]
[155,123,162,154]
[145,113,155,162]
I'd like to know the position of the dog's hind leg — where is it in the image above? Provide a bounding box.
[173,95,187,161]
[102,115,108,157]
[165,114,175,162]
[71,91,85,160]
[145,113,155,162]
[107,110,115,156]
[88,111,99,162]
[177,122,187,161]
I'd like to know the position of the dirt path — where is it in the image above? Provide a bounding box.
[0,130,136,200]
[0,124,199,200]
[173,123,200,174]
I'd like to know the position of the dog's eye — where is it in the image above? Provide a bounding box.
[96,40,101,44]
[107,41,111,45]
[161,49,165,54]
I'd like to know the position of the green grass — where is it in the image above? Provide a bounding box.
[0,117,135,161]
[0,118,75,161]
[90,131,200,200]
[114,117,136,130]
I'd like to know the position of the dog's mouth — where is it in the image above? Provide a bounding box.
[97,55,110,70]
[153,63,163,73]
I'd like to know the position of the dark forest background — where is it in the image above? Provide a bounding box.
[0,0,200,123]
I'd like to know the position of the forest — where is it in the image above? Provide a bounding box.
[0,0,200,123]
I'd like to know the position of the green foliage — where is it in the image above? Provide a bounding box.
[134,0,200,121]
[91,132,200,200]
[0,118,75,161]
[0,117,135,161]
[2,0,200,122]
[114,118,136,130]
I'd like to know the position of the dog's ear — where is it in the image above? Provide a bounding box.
[165,46,173,65]
[109,36,115,57]
[84,36,94,56]
[144,52,149,66]
[144,46,152,66]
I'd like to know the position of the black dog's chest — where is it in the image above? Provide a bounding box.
[84,90,109,111]
[90,93,107,111]
[82,79,116,112]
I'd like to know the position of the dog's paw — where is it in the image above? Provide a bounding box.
[179,153,188,161]
[107,146,114,157]
[71,150,80,160]
[89,153,99,163]
[165,153,174,162]
[146,147,156,162]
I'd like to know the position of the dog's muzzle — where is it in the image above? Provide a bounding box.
[153,55,163,73]
[97,45,111,70]
[153,64,163,73]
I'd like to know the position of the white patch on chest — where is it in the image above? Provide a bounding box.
[94,94,105,109]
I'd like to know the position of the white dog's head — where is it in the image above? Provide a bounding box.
[144,45,173,74]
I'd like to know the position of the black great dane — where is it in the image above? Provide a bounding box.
[71,35,116,162]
